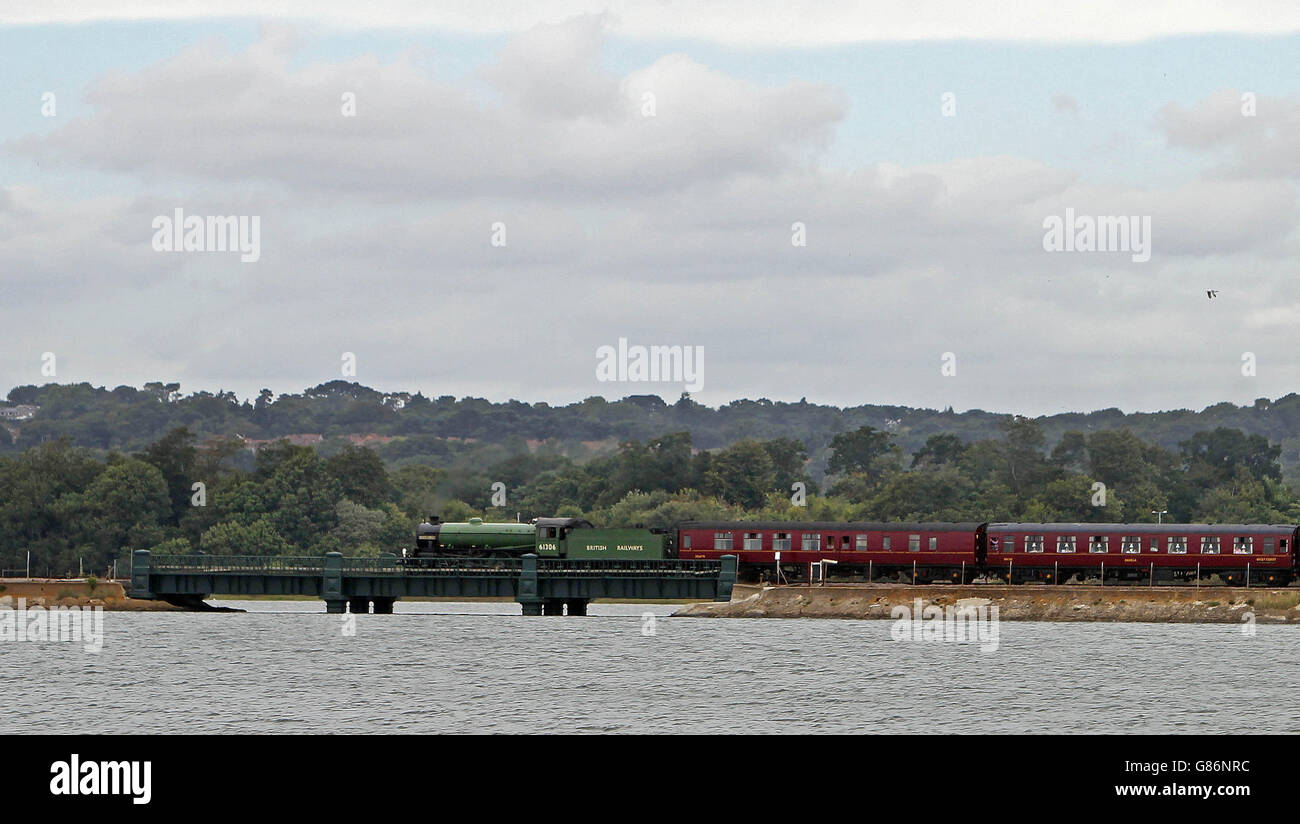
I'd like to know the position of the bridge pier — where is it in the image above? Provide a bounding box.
[324,599,347,614]
[520,601,543,616]
[542,599,566,616]
[348,597,371,614]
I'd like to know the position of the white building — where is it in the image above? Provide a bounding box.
[0,405,39,421]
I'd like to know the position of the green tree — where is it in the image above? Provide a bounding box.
[702,440,776,509]
[911,433,967,469]
[763,437,810,491]
[324,445,393,508]
[81,459,171,566]
[138,426,199,525]
[997,416,1054,498]
[200,518,291,556]
[1181,428,1282,486]
[868,467,975,520]
[828,426,893,479]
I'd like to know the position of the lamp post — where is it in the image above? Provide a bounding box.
[1151,510,1167,524]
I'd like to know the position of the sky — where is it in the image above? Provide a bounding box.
[2,2,1300,416]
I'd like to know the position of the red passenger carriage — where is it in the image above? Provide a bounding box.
[984,523,1297,586]
[677,521,985,583]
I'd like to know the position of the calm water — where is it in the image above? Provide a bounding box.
[4,600,1298,734]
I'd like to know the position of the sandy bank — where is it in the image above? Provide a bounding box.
[674,583,1300,624]
[0,579,183,611]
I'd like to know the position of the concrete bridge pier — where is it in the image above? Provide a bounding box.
[324,599,347,614]
[520,600,543,616]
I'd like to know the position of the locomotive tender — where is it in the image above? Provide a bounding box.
[413,515,1296,585]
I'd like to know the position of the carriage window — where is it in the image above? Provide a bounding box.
[928,536,938,551]
[826,534,836,548]
[908,534,921,552]
[1089,536,1108,553]
[1168,537,1187,554]
[1201,536,1220,554]
[801,533,820,550]
[1263,539,1274,556]
[744,532,762,551]
[773,532,791,551]
[713,532,733,551]
[1150,538,1159,552]
[855,534,869,550]
[999,536,1014,552]
[843,536,853,549]
[1057,536,1076,553]
[1026,535,1044,553]
[1121,537,1141,555]
[1233,537,1253,555]
[882,536,892,550]
[682,534,692,549]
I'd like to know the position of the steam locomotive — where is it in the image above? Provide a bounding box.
[413,516,667,560]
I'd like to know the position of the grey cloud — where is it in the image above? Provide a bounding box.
[3,25,1300,416]
[11,23,847,200]
[1158,89,1300,178]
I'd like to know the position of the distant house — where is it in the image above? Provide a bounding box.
[0,405,39,421]
[345,433,396,447]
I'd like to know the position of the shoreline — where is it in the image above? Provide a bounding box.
[672,583,1300,624]
[0,579,184,611]
[12,577,1299,623]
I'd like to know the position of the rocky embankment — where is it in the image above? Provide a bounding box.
[675,584,1300,624]
[0,580,183,611]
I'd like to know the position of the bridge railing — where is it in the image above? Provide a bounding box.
[140,554,532,574]
[396,557,524,572]
[146,555,328,573]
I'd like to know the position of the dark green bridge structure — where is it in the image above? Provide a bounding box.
[130,550,737,615]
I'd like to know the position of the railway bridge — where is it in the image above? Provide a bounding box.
[129,550,737,615]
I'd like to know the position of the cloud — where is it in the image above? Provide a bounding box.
[9,1,1300,44]
[1158,89,1300,178]
[11,20,846,200]
[3,22,1300,416]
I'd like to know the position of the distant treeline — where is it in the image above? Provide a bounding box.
[0,408,1293,576]
[7,380,1300,484]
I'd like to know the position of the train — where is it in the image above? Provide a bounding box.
[411,516,1298,586]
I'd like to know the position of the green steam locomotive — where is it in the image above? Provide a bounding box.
[412,516,669,561]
